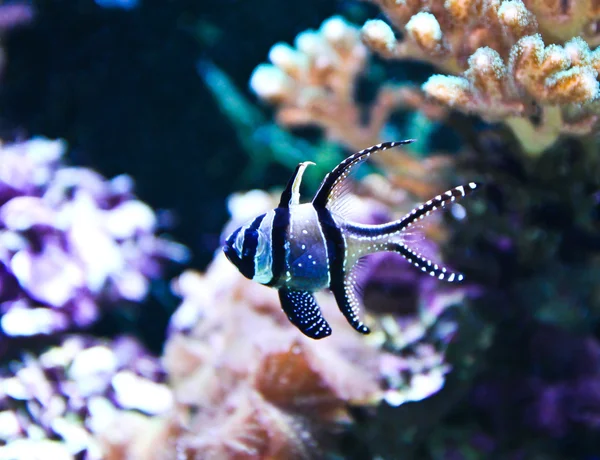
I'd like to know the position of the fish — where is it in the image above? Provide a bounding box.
[223,140,479,339]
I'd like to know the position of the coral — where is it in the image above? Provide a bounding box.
[362,0,537,73]
[423,35,600,153]
[360,0,600,154]
[0,335,171,458]
[250,16,453,198]
[0,137,188,338]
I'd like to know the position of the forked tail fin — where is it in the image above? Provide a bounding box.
[389,242,464,282]
[345,182,480,239]
[344,182,480,283]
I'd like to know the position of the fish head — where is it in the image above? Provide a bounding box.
[223,213,272,282]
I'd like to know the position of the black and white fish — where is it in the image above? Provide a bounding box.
[223,140,479,340]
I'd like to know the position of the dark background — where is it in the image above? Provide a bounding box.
[0,0,352,268]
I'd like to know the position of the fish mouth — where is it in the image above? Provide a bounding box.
[223,245,235,264]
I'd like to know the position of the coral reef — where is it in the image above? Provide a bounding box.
[2,0,600,458]
[0,137,188,339]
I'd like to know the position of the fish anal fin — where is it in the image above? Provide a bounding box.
[330,266,371,335]
[278,288,332,339]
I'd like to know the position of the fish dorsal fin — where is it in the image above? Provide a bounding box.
[312,140,415,213]
[278,161,315,208]
[278,288,332,339]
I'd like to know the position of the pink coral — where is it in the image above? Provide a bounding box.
[0,137,188,337]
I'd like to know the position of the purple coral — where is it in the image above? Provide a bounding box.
[0,335,172,457]
[0,137,188,337]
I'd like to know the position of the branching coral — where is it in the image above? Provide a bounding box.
[250,16,453,198]
[0,137,188,338]
[361,0,600,154]
[423,35,600,153]
[362,0,538,72]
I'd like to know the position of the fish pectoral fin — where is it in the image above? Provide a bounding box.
[278,288,332,339]
[392,242,464,282]
[330,267,370,335]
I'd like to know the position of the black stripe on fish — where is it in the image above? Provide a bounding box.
[312,140,416,210]
[316,206,370,334]
[238,214,266,280]
[223,227,242,269]
[266,207,290,288]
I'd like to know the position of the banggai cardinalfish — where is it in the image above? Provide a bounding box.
[223,140,479,340]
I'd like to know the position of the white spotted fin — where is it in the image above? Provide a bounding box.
[344,182,480,283]
[278,288,332,339]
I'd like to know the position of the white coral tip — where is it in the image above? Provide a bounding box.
[422,75,470,106]
[268,42,306,75]
[468,47,505,75]
[294,30,324,57]
[361,19,396,52]
[320,15,353,43]
[497,0,531,28]
[406,12,443,43]
[249,64,292,101]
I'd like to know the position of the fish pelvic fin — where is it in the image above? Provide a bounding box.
[312,140,415,213]
[278,288,332,339]
[279,161,315,208]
